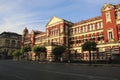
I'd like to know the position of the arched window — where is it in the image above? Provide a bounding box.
[11,40,16,48]
[107,29,114,41]
[98,37,101,41]
[5,39,10,47]
[17,41,21,48]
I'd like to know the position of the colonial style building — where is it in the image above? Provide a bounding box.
[22,3,120,61]
[0,32,22,59]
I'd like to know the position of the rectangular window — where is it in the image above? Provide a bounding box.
[76,28,78,33]
[83,26,85,32]
[78,27,80,33]
[65,26,68,34]
[97,23,99,29]
[101,22,103,28]
[84,26,86,32]
[60,26,63,33]
[89,25,92,31]
[93,24,95,30]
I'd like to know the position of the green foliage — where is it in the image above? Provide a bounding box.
[82,41,97,64]
[32,46,41,56]
[12,49,22,60]
[32,46,46,60]
[13,50,22,57]
[82,41,97,51]
[21,46,31,53]
[21,46,32,61]
[8,50,14,56]
[33,46,46,55]
[40,46,47,53]
[52,46,66,61]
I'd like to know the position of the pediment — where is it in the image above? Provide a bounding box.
[46,16,64,27]
[102,4,114,11]
[104,7,111,11]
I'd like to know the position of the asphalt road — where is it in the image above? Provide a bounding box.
[0,60,120,80]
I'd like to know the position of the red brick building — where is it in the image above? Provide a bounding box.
[22,4,120,61]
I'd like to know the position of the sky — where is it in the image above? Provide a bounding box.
[0,0,119,34]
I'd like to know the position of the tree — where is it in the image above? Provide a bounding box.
[52,46,66,62]
[7,50,14,59]
[32,46,41,61]
[40,46,47,61]
[82,41,97,64]
[32,46,46,61]
[21,46,31,60]
[40,46,47,53]
[13,50,22,61]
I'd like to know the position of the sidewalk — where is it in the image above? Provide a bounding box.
[38,62,120,67]
[68,63,120,67]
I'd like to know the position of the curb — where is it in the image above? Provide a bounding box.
[38,62,120,67]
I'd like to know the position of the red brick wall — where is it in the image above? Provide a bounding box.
[102,8,119,42]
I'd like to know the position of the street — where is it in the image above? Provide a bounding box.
[0,60,120,80]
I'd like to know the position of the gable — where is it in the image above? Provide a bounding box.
[102,4,114,11]
[46,16,64,27]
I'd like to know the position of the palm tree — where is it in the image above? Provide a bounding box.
[82,41,97,64]
[52,46,66,62]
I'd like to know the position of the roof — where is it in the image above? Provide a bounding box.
[116,4,120,8]
[35,32,46,36]
[46,16,73,27]
[74,16,102,26]
[31,30,45,35]
[0,32,21,36]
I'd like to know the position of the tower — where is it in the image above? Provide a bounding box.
[23,27,28,36]
[101,4,119,42]
[22,27,29,46]
[30,30,35,47]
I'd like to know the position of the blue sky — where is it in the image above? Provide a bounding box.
[0,0,119,34]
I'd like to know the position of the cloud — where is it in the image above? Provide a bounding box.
[0,0,51,34]
[0,14,48,34]
[0,0,119,34]
[0,0,70,34]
